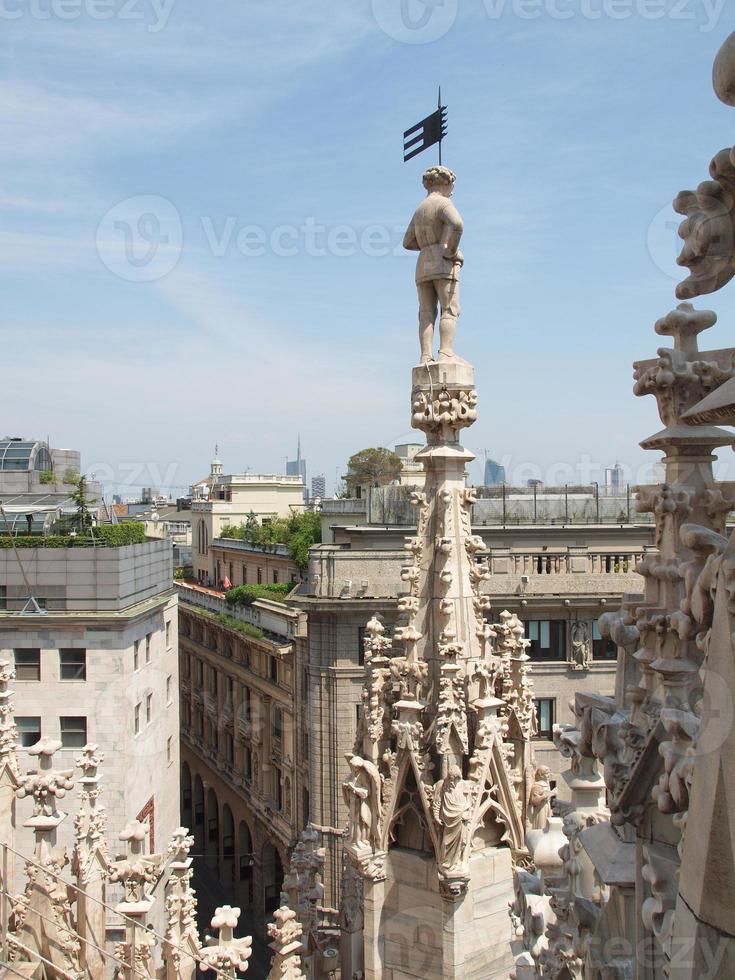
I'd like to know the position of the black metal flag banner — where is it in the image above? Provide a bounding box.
[403,91,447,164]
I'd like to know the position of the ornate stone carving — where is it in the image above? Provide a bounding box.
[200,906,252,977]
[267,906,306,980]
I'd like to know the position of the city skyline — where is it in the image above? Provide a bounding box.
[5,5,735,493]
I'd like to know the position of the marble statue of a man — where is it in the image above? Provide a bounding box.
[403,165,464,364]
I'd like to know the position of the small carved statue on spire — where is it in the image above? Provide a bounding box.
[404,166,465,365]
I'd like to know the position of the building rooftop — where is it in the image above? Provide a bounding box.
[0,439,52,472]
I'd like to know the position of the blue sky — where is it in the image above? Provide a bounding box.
[3,0,735,496]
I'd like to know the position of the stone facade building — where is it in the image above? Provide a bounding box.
[176,580,311,941]
[208,537,301,590]
[191,461,305,584]
[0,536,180,894]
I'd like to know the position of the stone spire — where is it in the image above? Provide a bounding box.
[342,168,534,979]
[510,32,735,980]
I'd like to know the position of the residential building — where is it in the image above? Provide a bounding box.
[176,580,309,939]
[0,532,180,892]
[191,465,305,583]
[209,537,301,590]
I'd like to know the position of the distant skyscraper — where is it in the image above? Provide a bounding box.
[311,474,326,499]
[287,436,307,499]
[605,462,624,495]
[286,435,307,482]
[484,458,506,486]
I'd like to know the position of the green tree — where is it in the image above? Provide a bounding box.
[345,447,402,494]
[70,476,97,533]
[285,510,321,569]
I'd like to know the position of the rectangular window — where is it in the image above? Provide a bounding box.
[59,649,86,681]
[16,716,41,747]
[524,621,566,661]
[135,703,141,735]
[225,733,234,763]
[273,708,283,743]
[270,657,278,683]
[257,567,263,585]
[165,620,171,649]
[145,634,152,664]
[303,788,310,826]
[14,649,40,681]
[592,622,618,660]
[60,716,87,748]
[0,585,6,610]
[358,627,366,667]
[134,640,140,671]
[166,675,172,705]
[146,693,152,725]
[273,570,279,584]
[534,698,555,739]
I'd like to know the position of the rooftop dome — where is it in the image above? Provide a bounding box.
[0,438,52,472]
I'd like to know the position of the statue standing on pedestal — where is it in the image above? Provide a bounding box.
[527,766,555,831]
[433,765,470,870]
[403,166,465,364]
[343,754,382,849]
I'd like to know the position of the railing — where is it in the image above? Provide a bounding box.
[502,552,643,576]
[0,841,237,979]
[176,581,295,642]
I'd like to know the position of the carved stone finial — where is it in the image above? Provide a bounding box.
[201,906,252,977]
[267,906,306,980]
[167,826,195,864]
[17,737,74,820]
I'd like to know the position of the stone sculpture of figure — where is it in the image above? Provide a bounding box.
[570,621,592,671]
[343,754,382,849]
[403,166,465,364]
[433,765,470,870]
[528,766,555,831]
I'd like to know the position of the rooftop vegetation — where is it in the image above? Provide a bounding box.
[0,523,147,548]
[219,510,320,570]
[224,583,292,607]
